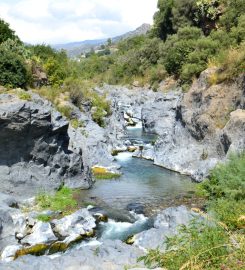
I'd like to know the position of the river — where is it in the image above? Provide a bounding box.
[77,124,195,242]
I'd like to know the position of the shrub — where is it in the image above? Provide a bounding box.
[208,199,245,229]
[199,152,245,200]
[0,47,28,88]
[0,18,20,44]
[138,220,236,270]
[210,42,245,82]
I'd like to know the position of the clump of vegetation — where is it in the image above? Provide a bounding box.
[92,167,121,180]
[139,219,244,270]
[139,152,245,269]
[56,105,73,119]
[199,152,245,201]
[17,90,32,101]
[70,119,84,129]
[36,214,51,222]
[36,187,78,214]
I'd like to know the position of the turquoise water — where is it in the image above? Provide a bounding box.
[81,127,194,211]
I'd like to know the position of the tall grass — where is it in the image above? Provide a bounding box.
[139,153,245,269]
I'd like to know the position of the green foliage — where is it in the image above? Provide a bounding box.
[29,44,57,62]
[57,105,73,119]
[63,78,111,127]
[151,0,175,40]
[0,46,28,88]
[1,0,244,91]
[36,187,78,213]
[220,0,245,31]
[70,119,84,129]
[0,18,20,44]
[199,152,245,200]
[17,90,32,101]
[209,42,245,82]
[138,220,244,270]
[0,39,30,59]
[36,214,51,222]
[91,94,111,127]
[140,152,245,269]
[208,199,245,229]
[195,0,222,34]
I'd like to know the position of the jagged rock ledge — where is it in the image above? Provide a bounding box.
[0,92,92,198]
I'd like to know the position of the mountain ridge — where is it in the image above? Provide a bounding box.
[53,23,151,57]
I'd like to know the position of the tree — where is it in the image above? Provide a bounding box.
[0,47,28,87]
[0,18,20,44]
[151,0,174,40]
[107,38,112,46]
[194,0,222,35]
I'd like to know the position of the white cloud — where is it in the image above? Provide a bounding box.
[0,0,158,44]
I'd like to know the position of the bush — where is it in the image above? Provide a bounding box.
[210,42,245,82]
[199,152,245,200]
[0,47,28,88]
[208,199,245,229]
[0,18,20,44]
[138,220,238,270]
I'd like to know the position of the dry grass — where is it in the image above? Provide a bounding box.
[92,166,121,180]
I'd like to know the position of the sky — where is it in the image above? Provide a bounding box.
[0,0,158,45]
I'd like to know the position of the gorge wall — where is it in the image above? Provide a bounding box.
[0,93,92,198]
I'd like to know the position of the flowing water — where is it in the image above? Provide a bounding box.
[78,125,195,241]
[81,125,194,211]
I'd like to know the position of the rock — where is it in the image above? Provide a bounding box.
[0,240,146,270]
[127,203,145,215]
[52,209,96,238]
[127,146,138,152]
[0,193,23,251]
[153,205,199,229]
[21,222,57,246]
[223,109,245,154]
[0,245,22,262]
[133,206,201,251]
[0,93,92,198]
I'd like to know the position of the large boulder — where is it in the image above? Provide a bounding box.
[0,93,92,197]
[133,206,201,251]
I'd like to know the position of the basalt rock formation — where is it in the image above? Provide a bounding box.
[0,93,92,198]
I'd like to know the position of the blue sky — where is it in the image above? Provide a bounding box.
[0,0,158,44]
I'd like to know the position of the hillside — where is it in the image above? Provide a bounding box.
[53,23,151,57]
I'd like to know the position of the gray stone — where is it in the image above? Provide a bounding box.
[0,240,145,270]
[0,245,22,262]
[21,222,57,246]
[0,93,92,198]
[133,206,201,251]
[52,209,96,238]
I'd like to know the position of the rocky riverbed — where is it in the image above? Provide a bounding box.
[0,69,244,269]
